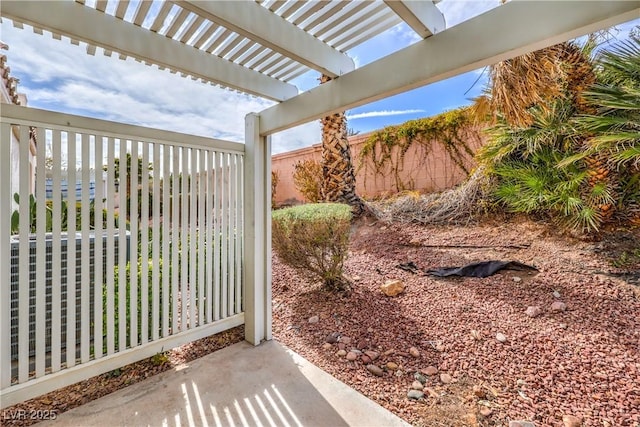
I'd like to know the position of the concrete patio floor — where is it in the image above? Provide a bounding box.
[44,340,410,427]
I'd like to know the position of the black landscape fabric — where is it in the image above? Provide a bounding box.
[425,260,538,278]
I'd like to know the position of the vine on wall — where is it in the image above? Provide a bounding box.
[358,108,480,192]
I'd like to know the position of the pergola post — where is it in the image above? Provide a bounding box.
[243,113,272,345]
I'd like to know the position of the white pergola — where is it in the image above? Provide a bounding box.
[1,0,638,347]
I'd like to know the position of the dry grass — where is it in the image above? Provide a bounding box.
[368,167,494,225]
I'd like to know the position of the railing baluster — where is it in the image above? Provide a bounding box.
[94,136,104,360]
[236,154,244,314]
[130,140,139,348]
[80,134,91,363]
[141,142,149,344]
[198,149,205,326]
[118,138,127,352]
[106,138,116,355]
[162,144,170,337]
[220,153,228,320]
[18,125,31,382]
[206,151,214,324]
[51,130,63,371]
[181,147,188,332]
[152,144,161,340]
[171,147,179,334]
[229,154,237,314]
[35,127,46,377]
[66,131,77,369]
[189,149,197,329]
[214,152,221,321]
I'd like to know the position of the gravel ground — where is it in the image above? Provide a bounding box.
[3,217,638,427]
[272,217,640,427]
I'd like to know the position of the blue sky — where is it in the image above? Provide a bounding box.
[1,1,638,154]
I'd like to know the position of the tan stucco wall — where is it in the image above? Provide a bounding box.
[272,127,485,205]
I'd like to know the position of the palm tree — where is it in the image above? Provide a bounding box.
[575,33,640,224]
[475,38,620,230]
[319,75,366,215]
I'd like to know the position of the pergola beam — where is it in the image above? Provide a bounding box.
[383,0,445,38]
[1,1,298,102]
[259,0,639,135]
[177,0,355,78]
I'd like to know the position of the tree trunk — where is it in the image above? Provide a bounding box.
[319,75,366,216]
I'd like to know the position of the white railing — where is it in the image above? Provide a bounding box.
[0,105,246,407]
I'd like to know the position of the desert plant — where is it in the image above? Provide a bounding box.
[359,108,479,192]
[272,203,352,291]
[293,159,323,203]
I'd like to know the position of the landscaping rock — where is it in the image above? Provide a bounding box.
[414,372,427,384]
[364,350,380,361]
[381,279,405,297]
[479,407,493,417]
[440,373,453,384]
[471,329,482,340]
[325,332,341,343]
[551,301,567,312]
[322,343,332,350]
[513,276,522,283]
[337,343,346,350]
[361,355,372,364]
[422,366,438,376]
[553,290,562,298]
[336,349,347,357]
[496,333,507,343]
[366,364,384,377]
[525,306,542,318]
[346,352,358,361]
[357,340,368,350]
[308,315,319,323]
[409,347,420,358]
[509,422,536,427]
[562,415,582,427]
[407,390,424,400]
[411,380,424,390]
[386,362,399,370]
[472,385,486,398]
[340,336,351,345]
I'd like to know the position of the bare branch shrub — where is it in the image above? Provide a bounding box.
[293,159,322,203]
[271,170,280,208]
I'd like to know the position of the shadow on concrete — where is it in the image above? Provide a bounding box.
[45,341,408,427]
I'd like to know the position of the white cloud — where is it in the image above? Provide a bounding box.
[347,109,426,120]
[437,0,501,28]
[1,23,275,144]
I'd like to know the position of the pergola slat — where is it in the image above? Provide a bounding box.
[178,0,355,77]
[384,0,445,38]
[1,0,298,101]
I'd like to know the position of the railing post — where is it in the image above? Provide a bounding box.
[243,113,272,345]
[0,123,12,389]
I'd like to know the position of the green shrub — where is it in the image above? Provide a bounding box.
[272,203,352,291]
[108,258,167,350]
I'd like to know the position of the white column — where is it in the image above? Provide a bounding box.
[243,113,272,345]
[0,123,12,389]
